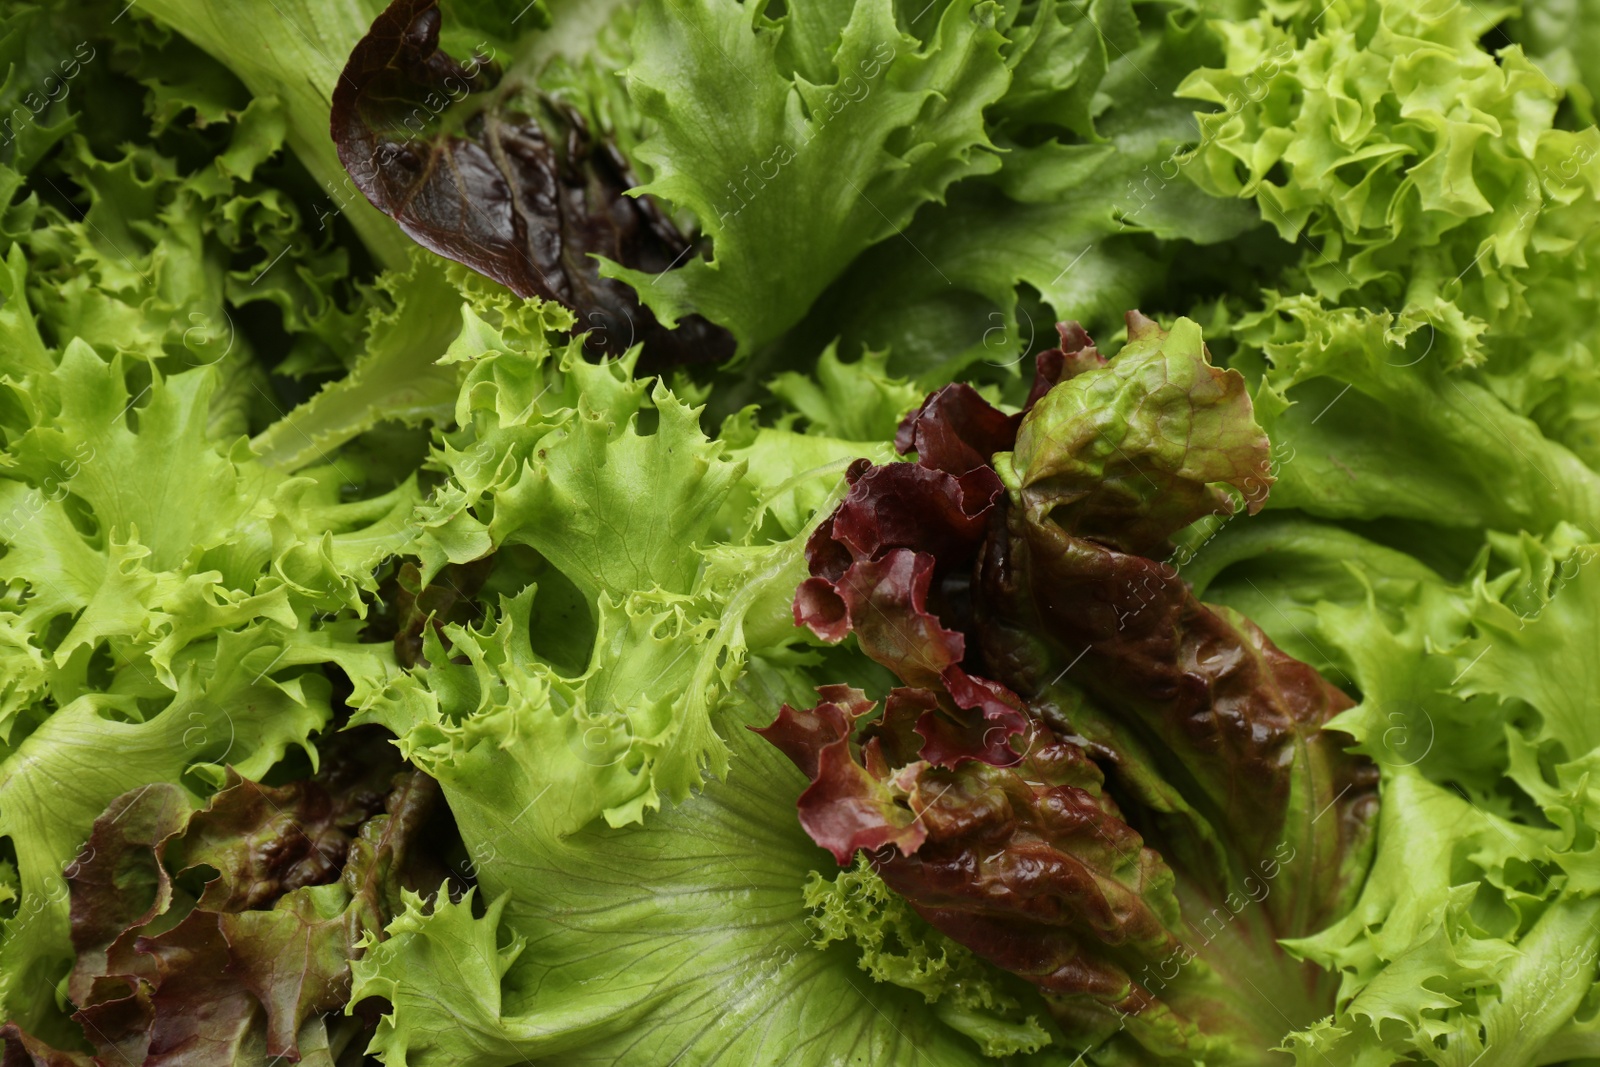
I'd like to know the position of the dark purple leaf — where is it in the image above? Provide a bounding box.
[331,0,733,372]
[51,729,454,1064]
[0,1025,92,1067]
[757,319,1379,1057]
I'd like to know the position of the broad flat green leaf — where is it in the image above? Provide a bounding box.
[352,692,1008,1067]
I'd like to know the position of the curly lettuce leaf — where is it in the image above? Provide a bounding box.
[0,3,97,176]
[1188,503,1600,1063]
[134,0,414,267]
[804,858,1055,1057]
[767,343,923,443]
[0,58,367,405]
[1229,295,1600,537]
[1,230,412,1036]
[1175,0,1600,500]
[785,6,1262,384]
[1512,0,1600,125]
[247,254,470,472]
[599,0,1011,354]
[365,310,851,826]
[409,302,749,598]
[1180,0,1599,359]
[349,695,1019,1067]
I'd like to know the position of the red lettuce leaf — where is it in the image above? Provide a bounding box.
[979,508,1377,932]
[756,686,927,864]
[917,668,1030,769]
[895,383,1021,476]
[330,0,732,371]
[764,683,1185,1017]
[759,313,1378,1059]
[0,1026,91,1067]
[10,729,455,1066]
[136,912,259,1067]
[65,785,190,1008]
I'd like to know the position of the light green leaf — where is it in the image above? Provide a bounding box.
[601,0,1011,353]
[249,255,466,472]
[492,382,745,602]
[354,691,1011,1067]
[135,0,414,267]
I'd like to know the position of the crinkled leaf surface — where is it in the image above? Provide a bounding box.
[350,702,1013,1067]
[600,0,1012,354]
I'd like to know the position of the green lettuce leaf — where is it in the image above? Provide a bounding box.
[0,48,368,412]
[134,0,415,268]
[7,0,1600,1063]
[246,254,470,472]
[804,858,1054,1057]
[1229,295,1600,537]
[599,0,1011,354]
[1512,0,1600,126]
[365,319,821,826]
[782,5,1262,386]
[0,158,419,1043]
[1178,0,1600,484]
[350,689,1022,1067]
[766,343,923,443]
[1179,0,1599,357]
[1189,503,1600,1064]
[0,3,98,176]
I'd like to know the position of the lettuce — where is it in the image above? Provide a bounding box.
[19,728,446,1065]
[133,0,414,269]
[762,314,1374,1063]
[601,0,1011,356]
[3,0,1600,1064]
[327,0,736,371]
